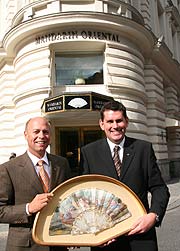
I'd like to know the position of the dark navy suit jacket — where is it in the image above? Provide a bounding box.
[80,137,170,251]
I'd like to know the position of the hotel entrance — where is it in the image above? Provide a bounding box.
[43,92,113,176]
[56,127,103,176]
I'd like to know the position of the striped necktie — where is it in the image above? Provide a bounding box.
[37,160,50,193]
[113,145,121,177]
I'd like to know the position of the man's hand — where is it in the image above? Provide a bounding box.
[99,238,116,247]
[128,212,157,235]
[28,193,54,214]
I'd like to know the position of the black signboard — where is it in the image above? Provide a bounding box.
[65,95,90,110]
[92,95,112,110]
[43,92,113,114]
[44,96,63,113]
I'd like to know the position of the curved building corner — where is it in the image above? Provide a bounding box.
[0,0,180,179]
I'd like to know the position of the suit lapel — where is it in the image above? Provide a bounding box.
[101,139,113,163]
[120,137,135,180]
[48,154,60,191]
[21,153,59,193]
[100,139,119,178]
[20,152,44,193]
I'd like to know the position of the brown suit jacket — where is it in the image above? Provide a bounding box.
[0,152,71,251]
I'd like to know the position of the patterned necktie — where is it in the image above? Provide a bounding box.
[37,160,50,193]
[113,145,121,177]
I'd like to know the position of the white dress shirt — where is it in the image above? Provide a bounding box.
[27,150,51,178]
[107,137,125,162]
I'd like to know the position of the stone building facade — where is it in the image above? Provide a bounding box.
[0,0,180,179]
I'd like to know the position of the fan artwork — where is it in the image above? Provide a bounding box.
[32,175,147,246]
[49,188,131,236]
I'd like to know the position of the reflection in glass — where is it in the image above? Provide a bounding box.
[55,54,103,85]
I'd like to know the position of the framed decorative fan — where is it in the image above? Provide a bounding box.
[32,174,146,246]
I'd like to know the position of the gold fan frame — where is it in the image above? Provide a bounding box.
[32,174,146,246]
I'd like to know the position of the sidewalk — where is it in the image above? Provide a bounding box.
[166,178,180,211]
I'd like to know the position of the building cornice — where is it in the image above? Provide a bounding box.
[2,12,154,57]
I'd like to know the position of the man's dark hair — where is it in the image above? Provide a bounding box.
[100,100,128,120]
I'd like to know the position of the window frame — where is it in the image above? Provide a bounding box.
[54,52,104,86]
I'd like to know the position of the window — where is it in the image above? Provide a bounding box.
[55,53,103,85]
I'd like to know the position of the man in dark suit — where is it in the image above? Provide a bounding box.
[0,117,71,251]
[80,100,170,251]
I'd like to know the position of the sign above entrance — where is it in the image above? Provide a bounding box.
[35,30,120,44]
[42,92,113,114]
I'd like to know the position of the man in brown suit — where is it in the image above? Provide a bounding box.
[0,117,71,251]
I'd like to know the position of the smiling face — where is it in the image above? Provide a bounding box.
[24,117,51,158]
[99,110,128,144]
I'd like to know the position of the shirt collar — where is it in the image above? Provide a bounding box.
[27,150,49,166]
[107,137,125,155]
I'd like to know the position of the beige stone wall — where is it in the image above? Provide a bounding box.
[105,43,148,141]
[0,0,179,179]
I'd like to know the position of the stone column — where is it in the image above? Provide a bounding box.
[144,64,169,180]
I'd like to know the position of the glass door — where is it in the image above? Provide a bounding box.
[56,127,103,176]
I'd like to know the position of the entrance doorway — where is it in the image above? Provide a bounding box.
[56,127,103,176]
